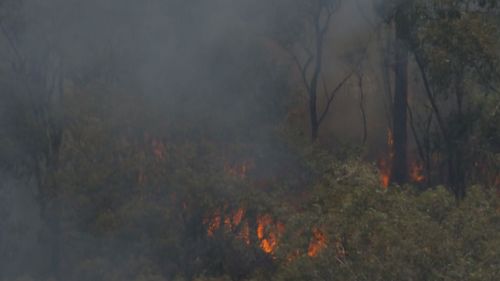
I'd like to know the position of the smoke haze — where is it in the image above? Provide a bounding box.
[0,0,394,280]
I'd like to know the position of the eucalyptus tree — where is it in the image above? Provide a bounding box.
[272,0,354,141]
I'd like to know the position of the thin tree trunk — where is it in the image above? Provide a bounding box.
[357,74,368,144]
[390,8,409,185]
[309,9,324,141]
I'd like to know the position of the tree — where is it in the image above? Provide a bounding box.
[0,1,66,278]
[408,0,500,198]
[390,3,411,185]
[273,0,352,141]
[374,0,412,185]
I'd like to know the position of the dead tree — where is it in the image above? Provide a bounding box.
[286,0,352,141]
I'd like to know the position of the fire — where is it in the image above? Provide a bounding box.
[257,214,281,254]
[378,128,394,188]
[308,228,327,257]
[205,211,221,237]
[232,208,245,226]
[260,234,277,254]
[204,207,247,236]
[378,158,391,188]
[256,214,272,240]
[409,160,425,183]
[205,209,333,259]
[204,210,286,254]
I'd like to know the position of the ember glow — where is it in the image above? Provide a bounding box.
[409,160,425,183]
[205,210,222,237]
[256,214,285,254]
[204,207,247,237]
[378,158,391,188]
[232,207,245,226]
[307,228,327,257]
[378,128,426,186]
[378,129,394,188]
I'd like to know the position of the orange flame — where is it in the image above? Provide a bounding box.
[378,158,391,188]
[204,210,335,259]
[308,228,327,257]
[410,160,425,183]
[256,214,272,240]
[378,128,394,188]
[204,207,251,245]
[257,215,274,253]
[205,212,221,237]
[260,234,277,254]
[256,214,285,254]
[233,208,245,225]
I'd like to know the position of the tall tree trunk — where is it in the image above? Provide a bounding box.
[310,92,319,141]
[309,8,324,142]
[390,8,409,185]
[41,60,65,281]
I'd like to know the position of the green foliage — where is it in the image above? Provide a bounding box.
[272,158,500,281]
[0,1,499,281]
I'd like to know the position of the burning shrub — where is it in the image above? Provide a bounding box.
[272,170,500,281]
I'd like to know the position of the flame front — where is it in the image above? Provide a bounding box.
[204,209,332,259]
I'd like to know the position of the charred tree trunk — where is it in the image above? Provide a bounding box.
[390,8,409,185]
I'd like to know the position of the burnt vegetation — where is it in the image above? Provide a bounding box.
[0,0,499,281]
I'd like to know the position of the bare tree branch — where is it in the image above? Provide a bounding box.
[318,71,354,125]
[357,73,368,144]
[289,50,314,93]
[414,52,449,141]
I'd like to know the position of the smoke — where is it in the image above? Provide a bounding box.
[0,0,392,279]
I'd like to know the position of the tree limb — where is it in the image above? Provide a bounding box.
[318,71,354,125]
[290,50,313,93]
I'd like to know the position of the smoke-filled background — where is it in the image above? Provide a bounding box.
[0,0,499,280]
